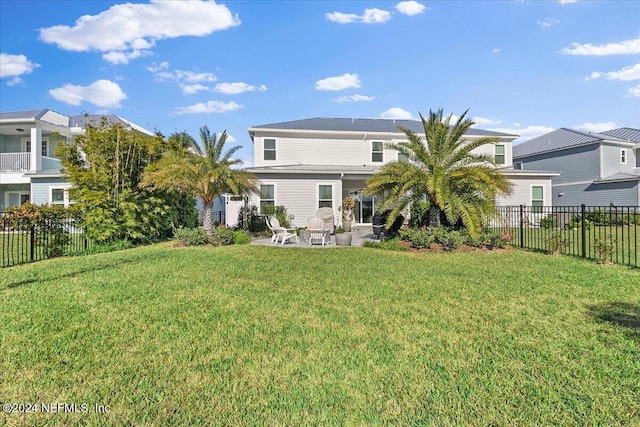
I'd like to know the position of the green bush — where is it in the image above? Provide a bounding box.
[209,226,234,246]
[363,238,409,252]
[594,235,615,264]
[409,200,430,228]
[173,226,209,246]
[71,239,135,255]
[232,230,252,245]
[403,228,434,249]
[539,215,557,229]
[262,205,290,228]
[544,231,568,255]
[237,205,265,232]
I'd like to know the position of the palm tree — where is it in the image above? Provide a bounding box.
[141,126,257,234]
[365,109,512,238]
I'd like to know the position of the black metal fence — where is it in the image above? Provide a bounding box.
[489,205,639,268]
[1,212,92,268]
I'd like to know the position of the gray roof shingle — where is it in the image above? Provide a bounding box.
[0,109,49,121]
[250,117,517,137]
[513,127,630,159]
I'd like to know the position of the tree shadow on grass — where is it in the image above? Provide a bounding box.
[588,302,640,342]
[1,250,174,291]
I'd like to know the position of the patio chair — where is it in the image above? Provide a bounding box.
[269,216,299,246]
[307,217,329,246]
[265,216,281,243]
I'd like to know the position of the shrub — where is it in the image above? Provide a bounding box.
[363,238,409,252]
[407,229,434,249]
[209,226,234,246]
[564,215,592,230]
[262,205,290,228]
[409,200,430,228]
[594,235,615,264]
[429,226,450,245]
[544,231,568,255]
[173,226,209,246]
[237,205,265,233]
[539,215,557,229]
[71,239,135,255]
[232,230,252,245]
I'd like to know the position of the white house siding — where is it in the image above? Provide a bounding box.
[496,176,553,207]
[249,174,342,228]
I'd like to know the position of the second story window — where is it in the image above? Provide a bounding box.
[372,141,383,162]
[495,145,505,165]
[621,149,627,164]
[264,139,276,161]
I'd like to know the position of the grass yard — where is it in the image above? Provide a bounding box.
[1,244,639,426]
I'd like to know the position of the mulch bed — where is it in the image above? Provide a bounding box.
[398,241,513,253]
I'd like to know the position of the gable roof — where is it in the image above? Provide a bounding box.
[513,127,630,159]
[0,109,49,121]
[600,127,640,142]
[249,117,517,138]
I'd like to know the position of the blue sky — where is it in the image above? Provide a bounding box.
[1,0,638,165]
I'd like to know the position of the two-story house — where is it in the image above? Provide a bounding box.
[0,109,153,210]
[513,127,640,206]
[246,118,558,228]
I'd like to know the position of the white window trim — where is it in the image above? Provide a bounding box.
[621,148,627,164]
[495,144,506,165]
[259,182,276,213]
[263,138,277,161]
[316,182,334,209]
[49,185,73,207]
[371,141,384,163]
[530,184,544,212]
[21,136,49,157]
[4,191,30,209]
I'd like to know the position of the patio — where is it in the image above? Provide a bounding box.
[251,225,378,248]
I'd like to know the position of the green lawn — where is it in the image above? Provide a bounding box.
[1,244,639,426]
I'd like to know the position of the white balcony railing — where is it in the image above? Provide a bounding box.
[0,152,31,172]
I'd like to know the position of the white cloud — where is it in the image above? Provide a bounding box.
[334,94,374,103]
[562,37,640,56]
[315,73,361,91]
[395,1,427,16]
[174,100,242,114]
[181,84,211,94]
[362,8,392,23]
[490,125,556,144]
[325,12,360,24]
[628,84,640,97]
[491,48,501,54]
[7,77,24,87]
[537,18,559,28]
[49,79,127,108]
[0,53,40,78]
[586,64,640,81]
[473,116,502,126]
[212,82,268,94]
[380,108,415,120]
[39,0,240,64]
[326,8,391,24]
[558,0,577,3]
[574,122,617,133]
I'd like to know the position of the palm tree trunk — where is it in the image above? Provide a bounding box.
[203,202,214,235]
[428,205,441,228]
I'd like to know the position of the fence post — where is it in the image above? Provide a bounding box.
[581,204,586,258]
[30,225,35,262]
[519,205,524,248]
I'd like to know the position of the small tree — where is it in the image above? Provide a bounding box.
[140,126,257,235]
[58,120,196,242]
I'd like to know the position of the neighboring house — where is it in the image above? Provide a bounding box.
[0,109,153,210]
[513,127,640,206]
[246,118,558,228]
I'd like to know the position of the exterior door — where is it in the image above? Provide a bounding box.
[348,190,376,224]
